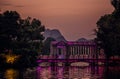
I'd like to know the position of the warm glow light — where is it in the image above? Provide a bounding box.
[5,69,18,79]
[5,55,19,64]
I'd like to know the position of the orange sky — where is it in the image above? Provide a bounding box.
[0,0,114,41]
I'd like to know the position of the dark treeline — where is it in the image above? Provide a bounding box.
[0,10,45,68]
[95,0,120,59]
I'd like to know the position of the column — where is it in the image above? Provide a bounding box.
[77,46,79,55]
[70,46,73,59]
[84,45,87,59]
[63,47,66,58]
[53,47,55,58]
[80,45,82,58]
[74,46,76,59]
[82,45,84,59]
[76,46,78,59]
[83,45,85,59]
[81,45,83,58]
[94,45,97,59]
[56,48,59,59]
[79,46,81,59]
[73,46,75,59]
[70,46,72,58]
[90,45,92,59]
[91,46,93,59]
[84,45,86,59]
[88,45,90,59]
[75,46,77,59]
[71,46,73,55]
[92,45,95,59]
[78,46,80,59]
[86,45,88,58]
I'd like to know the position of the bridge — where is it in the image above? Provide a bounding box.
[37,41,119,66]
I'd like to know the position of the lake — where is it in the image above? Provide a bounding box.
[0,65,120,79]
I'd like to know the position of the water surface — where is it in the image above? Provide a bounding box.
[0,66,120,79]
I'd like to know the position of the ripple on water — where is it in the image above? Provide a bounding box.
[0,66,120,79]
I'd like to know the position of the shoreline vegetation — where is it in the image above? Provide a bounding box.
[0,11,45,68]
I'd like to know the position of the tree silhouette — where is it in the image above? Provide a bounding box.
[95,0,120,59]
[111,0,120,11]
[0,11,20,52]
[0,10,45,67]
[16,17,45,54]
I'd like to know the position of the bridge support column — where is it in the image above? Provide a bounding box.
[80,46,82,59]
[91,46,94,59]
[65,62,70,66]
[88,46,91,59]
[71,46,73,56]
[81,45,83,59]
[89,46,91,59]
[86,46,88,58]
[78,46,80,59]
[51,62,55,66]
[83,45,85,59]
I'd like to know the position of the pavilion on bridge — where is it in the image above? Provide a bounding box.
[49,40,105,59]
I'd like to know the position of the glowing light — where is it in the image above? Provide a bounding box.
[5,55,19,64]
[4,69,18,79]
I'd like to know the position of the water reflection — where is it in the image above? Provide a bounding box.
[36,66,105,79]
[4,69,19,79]
[0,66,120,79]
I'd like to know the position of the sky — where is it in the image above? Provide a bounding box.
[0,0,114,41]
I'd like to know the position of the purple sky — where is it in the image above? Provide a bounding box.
[0,0,114,41]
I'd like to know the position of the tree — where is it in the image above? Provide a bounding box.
[111,0,120,11]
[0,10,45,67]
[15,17,45,54]
[95,0,120,59]
[0,11,20,52]
[16,17,45,67]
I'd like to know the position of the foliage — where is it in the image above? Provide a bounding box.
[0,11,20,51]
[111,0,120,11]
[15,17,45,54]
[95,0,120,58]
[0,10,45,67]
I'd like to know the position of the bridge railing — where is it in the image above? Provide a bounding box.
[37,55,106,59]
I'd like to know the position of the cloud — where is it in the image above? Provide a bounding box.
[0,0,11,6]
[0,3,12,6]
[14,5,24,7]
[0,1,24,7]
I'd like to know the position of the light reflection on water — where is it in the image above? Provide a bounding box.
[4,69,18,79]
[36,66,104,79]
[1,66,120,79]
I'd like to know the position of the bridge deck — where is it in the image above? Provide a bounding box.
[37,59,120,63]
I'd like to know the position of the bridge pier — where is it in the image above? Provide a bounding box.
[65,62,70,66]
[90,60,99,66]
[51,62,57,66]
[90,65,99,74]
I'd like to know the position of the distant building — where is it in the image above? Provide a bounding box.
[50,40,104,59]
